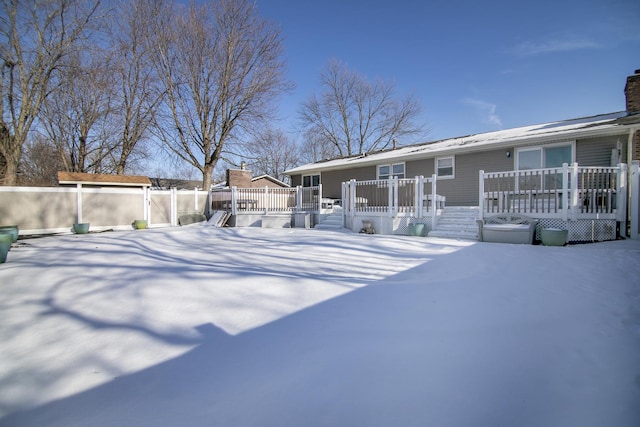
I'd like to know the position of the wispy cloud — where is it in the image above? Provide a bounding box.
[512,38,601,57]
[463,98,502,128]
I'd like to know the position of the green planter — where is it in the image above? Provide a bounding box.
[73,223,90,234]
[407,223,426,236]
[0,225,19,242]
[541,228,568,246]
[0,234,12,263]
[133,219,148,230]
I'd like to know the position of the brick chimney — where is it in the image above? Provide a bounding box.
[226,166,252,188]
[625,69,640,113]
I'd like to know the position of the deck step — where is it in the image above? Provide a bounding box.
[427,206,480,240]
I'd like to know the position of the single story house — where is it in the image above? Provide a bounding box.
[283,70,640,241]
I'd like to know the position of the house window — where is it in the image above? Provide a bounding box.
[377,163,405,180]
[516,143,573,170]
[436,156,454,178]
[302,174,320,187]
[516,143,574,190]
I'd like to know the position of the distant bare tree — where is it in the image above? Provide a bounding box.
[149,0,290,190]
[243,128,298,183]
[20,134,65,186]
[0,0,102,185]
[298,128,340,164]
[299,58,425,157]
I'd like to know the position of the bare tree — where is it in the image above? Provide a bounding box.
[149,0,290,190]
[0,0,102,185]
[299,58,426,157]
[40,50,115,173]
[109,0,161,175]
[243,128,298,183]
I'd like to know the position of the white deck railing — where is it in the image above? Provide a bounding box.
[342,175,445,218]
[479,163,627,221]
[210,185,322,214]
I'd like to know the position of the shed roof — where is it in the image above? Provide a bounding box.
[285,111,639,175]
[57,172,152,187]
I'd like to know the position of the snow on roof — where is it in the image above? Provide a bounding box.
[286,111,637,174]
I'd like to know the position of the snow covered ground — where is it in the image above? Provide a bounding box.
[0,225,639,426]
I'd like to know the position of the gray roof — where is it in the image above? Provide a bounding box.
[285,111,639,175]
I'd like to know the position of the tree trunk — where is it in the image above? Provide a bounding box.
[202,163,214,191]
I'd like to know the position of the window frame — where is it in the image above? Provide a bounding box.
[302,174,320,187]
[377,162,405,180]
[515,141,575,171]
[435,156,455,179]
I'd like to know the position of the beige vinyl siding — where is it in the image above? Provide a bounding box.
[576,135,627,166]
[321,166,376,198]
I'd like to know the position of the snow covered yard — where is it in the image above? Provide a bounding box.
[0,225,639,427]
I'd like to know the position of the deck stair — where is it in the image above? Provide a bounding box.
[314,207,344,230]
[427,206,480,240]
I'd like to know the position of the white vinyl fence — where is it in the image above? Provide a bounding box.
[0,186,206,236]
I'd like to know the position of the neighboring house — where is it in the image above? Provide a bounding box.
[285,71,640,207]
[57,171,152,189]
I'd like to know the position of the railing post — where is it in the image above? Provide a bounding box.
[431,174,438,228]
[561,163,569,222]
[631,161,639,239]
[318,183,323,211]
[478,170,485,221]
[296,186,302,211]
[387,177,393,217]
[415,176,423,218]
[570,163,579,221]
[194,187,199,212]
[264,186,270,214]
[349,179,356,226]
[231,186,238,216]
[617,163,628,224]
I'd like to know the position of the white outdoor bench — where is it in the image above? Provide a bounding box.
[477,214,538,244]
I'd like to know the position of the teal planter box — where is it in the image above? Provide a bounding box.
[541,228,568,246]
[0,234,12,263]
[0,225,18,242]
[408,223,426,236]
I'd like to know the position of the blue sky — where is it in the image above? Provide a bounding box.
[255,0,640,144]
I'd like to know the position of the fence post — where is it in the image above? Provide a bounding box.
[431,174,438,228]
[318,184,323,211]
[170,187,177,226]
[630,161,639,239]
[478,170,485,221]
[231,186,238,216]
[296,186,302,211]
[76,183,83,224]
[144,187,150,224]
[194,187,199,212]
[264,186,269,214]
